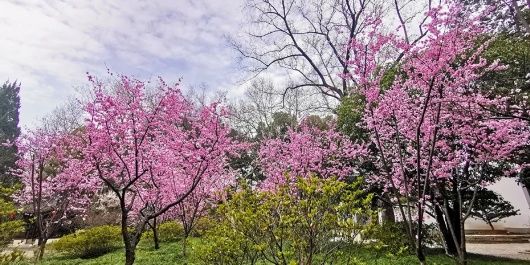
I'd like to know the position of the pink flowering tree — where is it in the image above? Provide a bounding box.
[69,74,238,265]
[258,121,366,191]
[15,129,97,260]
[141,154,237,255]
[341,1,530,263]
[157,168,234,255]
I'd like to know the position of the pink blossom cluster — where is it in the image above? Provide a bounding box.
[353,1,530,193]
[258,122,366,190]
[16,73,240,228]
[78,74,239,222]
[16,129,97,222]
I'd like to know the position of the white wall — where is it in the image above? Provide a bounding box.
[466,178,530,230]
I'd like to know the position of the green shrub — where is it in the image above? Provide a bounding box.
[189,217,213,237]
[195,223,258,265]
[51,225,121,258]
[0,250,23,265]
[159,221,184,242]
[367,222,412,255]
[197,176,375,264]
[0,185,24,250]
[144,221,184,243]
[367,221,442,255]
[0,221,23,249]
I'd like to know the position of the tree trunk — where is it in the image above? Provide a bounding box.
[488,222,495,231]
[35,215,47,261]
[122,231,138,265]
[380,195,396,223]
[120,198,137,265]
[451,207,463,259]
[384,204,396,223]
[458,253,467,265]
[125,246,136,265]
[415,220,426,265]
[151,218,160,250]
[36,238,47,261]
[34,167,46,261]
[414,199,426,264]
[446,181,463,257]
[458,219,467,265]
[182,236,188,257]
[434,204,457,256]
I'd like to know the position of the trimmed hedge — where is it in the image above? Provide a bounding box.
[51,225,121,258]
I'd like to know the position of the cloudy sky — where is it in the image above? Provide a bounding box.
[0,0,249,127]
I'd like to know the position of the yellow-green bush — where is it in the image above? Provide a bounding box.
[51,225,121,258]
[195,224,258,265]
[197,176,375,264]
[144,221,184,242]
[0,185,24,265]
[365,221,412,255]
[189,217,213,237]
[0,221,23,249]
[366,222,441,256]
[0,185,24,250]
[0,250,23,265]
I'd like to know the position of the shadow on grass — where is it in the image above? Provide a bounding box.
[466,252,528,263]
[425,248,528,264]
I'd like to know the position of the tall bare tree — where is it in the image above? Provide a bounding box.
[41,98,84,134]
[229,78,328,138]
[233,0,434,101]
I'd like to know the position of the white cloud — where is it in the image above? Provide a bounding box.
[0,0,246,127]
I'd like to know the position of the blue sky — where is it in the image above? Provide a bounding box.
[0,0,248,127]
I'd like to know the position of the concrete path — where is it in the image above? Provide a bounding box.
[467,243,530,261]
[4,239,60,259]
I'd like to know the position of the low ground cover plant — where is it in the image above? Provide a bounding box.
[51,225,121,258]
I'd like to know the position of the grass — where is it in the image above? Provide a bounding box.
[14,238,530,265]
[14,239,201,265]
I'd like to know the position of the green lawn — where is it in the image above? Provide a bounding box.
[15,239,529,265]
